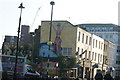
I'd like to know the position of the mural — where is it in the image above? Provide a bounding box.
[40,23,66,57]
[40,43,60,57]
[53,23,65,54]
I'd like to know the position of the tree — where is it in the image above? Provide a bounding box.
[57,55,76,77]
[18,44,32,57]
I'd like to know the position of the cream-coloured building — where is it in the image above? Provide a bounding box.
[79,23,119,77]
[40,20,115,78]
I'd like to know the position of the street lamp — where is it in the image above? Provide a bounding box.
[32,34,35,64]
[49,1,55,42]
[47,1,55,78]
[89,60,92,79]
[13,3,25,80]
[81,58,85,80]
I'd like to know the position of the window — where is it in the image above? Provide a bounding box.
[81,48,83,53]
[62,48,72,56]
[82,34,84,43]
[86,36,88,44]
[94,53,97,61]
[99,41,100,49]
[68,48,72,55]
[89,37,92,45]
[106,45,107,51]
[85,50,87,59]
[104,44,107,51]
[100,55,102,62]
[104,44,106,51]
[88,51,91,60]
[81,48,83,58]
[93,39,95,48]
[96,40,97,48]
[62,48,67,54]
[116,61,120,64]
[78,47,80,53]
[98,54,100,63]
[116,56,120,61]
[92,52,94,60]
[78,32,80,41]
[101,43,103,50]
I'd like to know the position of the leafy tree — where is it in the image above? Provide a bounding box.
[10,46,16,55]
[17,44,32,57]
[58,55,76,68]
[57,55,76,77]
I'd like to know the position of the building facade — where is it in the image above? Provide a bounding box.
[103,40,116,77]
[78,24,119,77]
[2,35,17,55]
[118,1,120,26]
[2,25,40,58]
[40,21,115,78]
[20,25,30,44]
[33,26,41,60]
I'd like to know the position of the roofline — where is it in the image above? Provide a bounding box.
[41,20,76,27]
[76,23,118,26]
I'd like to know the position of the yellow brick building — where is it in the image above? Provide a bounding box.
[40,20,77,56]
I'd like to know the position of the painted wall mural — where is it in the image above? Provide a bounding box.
[39,43,57,57]
[53,23,65,54]
[40,23,66,57]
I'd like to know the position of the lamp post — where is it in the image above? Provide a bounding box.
[47,1,55,78]
[82,58,85,80]
[49,1,55,42]
[13,3,25,80]
[89,60,92,79]
[32,34,35,64]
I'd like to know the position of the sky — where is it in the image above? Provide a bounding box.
[0,0,119,48]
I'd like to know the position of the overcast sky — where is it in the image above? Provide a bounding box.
[0,0,119,48]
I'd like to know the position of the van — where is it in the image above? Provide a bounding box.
[24,64,40,79]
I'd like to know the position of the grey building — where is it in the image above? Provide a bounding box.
[3,35,17,43]
[33,26,41,62]
[118,1,120,26]
[20,25,30,44]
